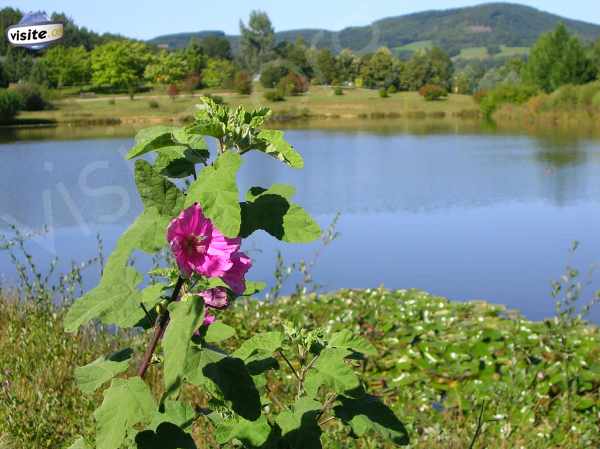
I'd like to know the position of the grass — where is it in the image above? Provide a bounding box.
[14,85,480,127]
[2,287,600,449]
[497,45,529,58]
[456,47,489,60]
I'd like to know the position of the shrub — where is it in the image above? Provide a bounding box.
[473,90,488,104]
[418,84,448,101]
[183,73,202,92]
[108,98,115,105]
[204,93,225,105]
[276,72,308,97]
[387,84,398,94]
[575,81,600,107]
[260,62,290,88]
[333,86,344,96]
[379,88,389,98]
[479,84,539,118]
[148,100,159,109]
[202,58,235,88]
[12,83,50,111]
[233,71,253,95]
[166,83,179,100]
[264,89,285,102]
[0,89,22,123]
[592,91,600,110]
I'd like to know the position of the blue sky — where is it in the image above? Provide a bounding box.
[2,1,600,40]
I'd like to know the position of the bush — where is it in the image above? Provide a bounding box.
[379,88,389,98]
[12,83,50,111]
[204,93,224,105]
[418,84,448,101]
[183,73,202,92]
[479,84,539,118]
[0,89,22,123]
[260,62,290,88]
[166,84,179,100]
[387,84,398,94]
[233,71,253,95]
[276,72,308,97]
[593,91,600,110]
[108,98,115,105]
[148,100,159,109]
[333,86,344,96]
[264,89,285,102]
[473,90,488,104]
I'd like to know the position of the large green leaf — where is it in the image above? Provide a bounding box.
[276,397,323,449]
[304,348,359,397]
[329,330,377,357]
[135,422,196,449]
[127,126,178,160]
[75,348,133,394]
[64,209,166,332]
[185,151,242,238]
[334,395,409,445]
[213,415,271,447]
[256,129,304,169]
[149,400,196,431]
[163,296,205,398]
[134,160,184,217]
[232,331,284,360]
[94,377,157,449]
[239,185,321,243]
[204,321,236,343]
[66,437,90,449]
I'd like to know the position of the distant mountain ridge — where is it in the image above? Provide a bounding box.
[147,2,600,56]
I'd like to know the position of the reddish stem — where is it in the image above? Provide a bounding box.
[137,276,185,378]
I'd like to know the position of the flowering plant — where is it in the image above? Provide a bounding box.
[65,98,407,449]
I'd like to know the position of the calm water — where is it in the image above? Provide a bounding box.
[2,124,600,321]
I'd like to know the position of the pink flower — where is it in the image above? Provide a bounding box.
[223,252,252,295]
[167,204,240,277]
[203,312,216,327]
[199,287,229,309]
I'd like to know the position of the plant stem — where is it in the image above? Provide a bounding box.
[278,350,300,381]
[137,276,185,378]
[467,401,486,449]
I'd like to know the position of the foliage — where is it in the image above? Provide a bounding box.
[333,86,344,96]
[523,24,594,93]
[360,48,399,90]
[478,84,539,118]
[418,84,448,101]
[234,71,253,95]
[145,51,191,86]
[264,90,285,102]
[277,72,309,96]
[197,35,232,60]
[166,84,179,100]
[0,89,22,124]
[91,41,152,98]
[43,45,91,88]
[379,88,389,98]
[402,48,454,91]
[11,83,51,111]
[202,59,236,89]
[259,61,292,88]
[240,10,275,73]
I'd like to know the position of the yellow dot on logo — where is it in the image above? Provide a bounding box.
[51,28,61,38]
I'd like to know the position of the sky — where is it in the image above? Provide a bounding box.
[2,1,600,40]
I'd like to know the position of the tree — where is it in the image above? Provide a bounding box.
[43,45,91,87]
[198,35,232,60]
[590,38,600,80]
[185,38,207,74]
[314,48,338,85]
[0,7,22,55]
[523,23,593,93]
[3,47,33,83]
[336,49,362,84]
[274,37,313,79]
[144,51,190,86]
[202,58,235,88]
[239,10,275,73]
[402,47,454,91]
[91,41,151,98]
[360,47,399,89]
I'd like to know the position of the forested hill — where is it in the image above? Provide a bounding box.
[148,3,600,56]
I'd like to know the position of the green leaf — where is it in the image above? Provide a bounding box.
[204,321,236,343]
[75,348,133,394]
[213,415,271,447]
[185,151,242,237]
[240,185,321,243]
[64,209,167,332]
[276,397,323,449]
[304,348,359,397]
[257,129,304,169]
[173,127,209,151]
[134,160,184,217]
[329,330,377,357]
[66,436,90,449]
[334,395,409,445]
[135,422,197,449]
[94,377,157,449]
[127,126,177,159]
[233,331,284,360]
[243,281,267,296]
[163,296,205,398]
[149,400,196,431]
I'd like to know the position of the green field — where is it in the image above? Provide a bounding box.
[15,85,480,126]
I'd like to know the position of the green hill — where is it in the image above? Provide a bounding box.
[148,2,600,57]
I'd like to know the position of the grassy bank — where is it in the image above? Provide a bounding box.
[2,289,600,449]
[13,86,480,127]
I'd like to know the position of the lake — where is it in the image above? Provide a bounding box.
[2,123,600,321]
